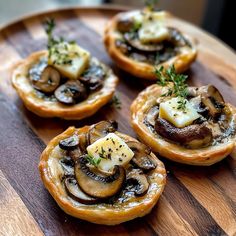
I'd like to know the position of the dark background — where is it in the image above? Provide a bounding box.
[202,0,236,50]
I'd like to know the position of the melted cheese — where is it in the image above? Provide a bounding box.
[48,43,90,80]
[159,97,200,128]
[87,133,134,171]
[138,11,169,43]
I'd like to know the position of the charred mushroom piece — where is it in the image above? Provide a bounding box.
[126,141,156,171]
[75,155,125,198]
[117,17,135,33]
[126,169,149,196]
[59,135,79,150]
[54,80,88,105]
[64,177,99,204]
[197,85,225,118]
[155,118,213,148]
[124,33,164,52]
[31,66,61,93]
[88,120,118,144]
[145,106,159,127]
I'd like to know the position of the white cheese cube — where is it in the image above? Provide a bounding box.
[159,97,200,128]
[48,42,90,80]
[138,12,169,43]
[87,133,134,172]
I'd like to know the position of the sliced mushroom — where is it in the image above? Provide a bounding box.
[168,28,190,47]
[59,135,79,150]
[189,96,208,116]
[54,80,88,105]
[59,156,74,176]
[64,177,99,204]
[78,133,88,153]
[126,169,149,196]
[145,106,159,127]
[197,85,225,118]
[126,141,156,171]
[124,32,164,52]
[68,147,82,162]
[88,120,118,144]
[75,155,125,198]
[30,66,61,93]
[80,65,105,91]
[117,17,135,33]
[115,40,132,54]
[155,118,213,148]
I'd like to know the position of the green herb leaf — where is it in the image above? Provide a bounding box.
[85,154,101,167]
[155,65,189,110]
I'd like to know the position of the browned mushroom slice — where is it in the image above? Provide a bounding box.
[75,155,125,198]
[155,118,213,148]
[30,66,61,93]
[117,17,135,33]
[54,80,88,105]
[88,120,118,144]
[126,141,156,171]
[197,85,225,118]
[64,177,99,204]
[145,106,159,127]
[124,32,164,52]
[126,169,149,196]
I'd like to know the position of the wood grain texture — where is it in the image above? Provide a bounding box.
[0,170,43,236]
[0,7,235,236]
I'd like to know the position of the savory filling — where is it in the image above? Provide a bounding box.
[28,19,107,105]
[144,67,236,149]
[115,11,191,65]
[55,121,157,205]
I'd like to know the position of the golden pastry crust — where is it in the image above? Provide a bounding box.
[131,84,236,165]
[104,10,197,80]
[12,51,118,119]
[39,125,166,225]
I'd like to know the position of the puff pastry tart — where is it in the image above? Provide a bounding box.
[12,20,118,119]
[131,66,236,165]
[104,9,197,80]
[39,121,166,225]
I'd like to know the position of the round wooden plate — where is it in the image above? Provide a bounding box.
[0,6,235,236]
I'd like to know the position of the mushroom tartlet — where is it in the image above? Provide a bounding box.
[104,9,197,80]
[131,66,236,165]
[12,19,118,119]
[39,121,166,225]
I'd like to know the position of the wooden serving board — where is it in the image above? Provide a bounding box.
[0,6,235,236]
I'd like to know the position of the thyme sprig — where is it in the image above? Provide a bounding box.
[155,65,188,110]
[85,154,101,167]
[44,18,77,65]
